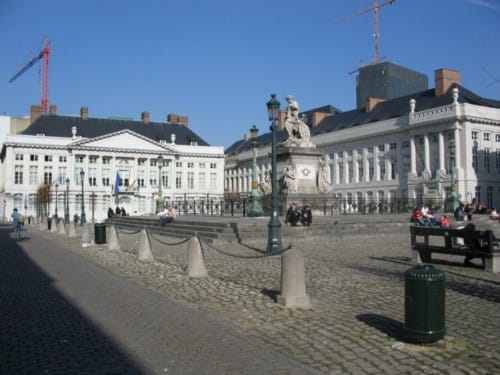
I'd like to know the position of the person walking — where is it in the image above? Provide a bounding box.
[11,208,21,239]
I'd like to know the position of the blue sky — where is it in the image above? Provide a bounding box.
[1,0,499,148]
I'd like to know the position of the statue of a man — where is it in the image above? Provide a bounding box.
[282,95,315,148]
[317,159,333,193]
[282,165,298,193]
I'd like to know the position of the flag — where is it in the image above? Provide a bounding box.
[114,172,121,195]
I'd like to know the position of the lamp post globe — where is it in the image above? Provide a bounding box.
[80,169,86,224]
[266,94,283,252]
[448,140,460,212]
[247,125,264,217]
[65,178,70,224]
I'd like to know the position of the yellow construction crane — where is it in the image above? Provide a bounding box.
[334,0,396,66]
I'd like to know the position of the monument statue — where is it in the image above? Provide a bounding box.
[281,95,315,148]
[280,165,298,193]
[259,170,271,195]
[317,158,333,193]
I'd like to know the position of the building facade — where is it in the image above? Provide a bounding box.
[1,107,225,221]
[225,68,500,211]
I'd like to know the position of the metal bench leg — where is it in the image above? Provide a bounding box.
[412,249,423,263]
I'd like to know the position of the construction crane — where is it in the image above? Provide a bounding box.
[9,37,51,113]
[334,0,396,66]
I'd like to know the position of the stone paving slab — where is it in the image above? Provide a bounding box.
[8,216,500,374]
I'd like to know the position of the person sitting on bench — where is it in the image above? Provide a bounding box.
[461,223,490,265]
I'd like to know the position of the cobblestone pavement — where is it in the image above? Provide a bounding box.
[5,217,500,374]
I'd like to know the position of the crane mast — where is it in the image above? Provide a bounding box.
[334,0,396,65]
[9,37,51,113]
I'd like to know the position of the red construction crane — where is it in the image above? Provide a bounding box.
[9,37,51,113]
[334,0,396,65]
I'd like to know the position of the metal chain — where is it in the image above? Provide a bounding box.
[117,228,142,235]
[198,236,292,259]
[149,232,191,246]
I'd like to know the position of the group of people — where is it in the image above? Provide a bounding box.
[158,206,177,226]
[410,205,450,228]
[108,206,127,219]
[285,202,312,227]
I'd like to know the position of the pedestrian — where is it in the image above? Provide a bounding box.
[107,207,114,219]
[121,207,126,216]
[11,208,21,239]
[115,206,121,216]
[300,205,312,226]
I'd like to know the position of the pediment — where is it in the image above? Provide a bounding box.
[71,129,172,152]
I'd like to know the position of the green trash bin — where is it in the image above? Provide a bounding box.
[404,264,446,344]
[94,223,106,244]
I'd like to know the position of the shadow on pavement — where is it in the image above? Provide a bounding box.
[0,225,144,374]
[356,313,405,341]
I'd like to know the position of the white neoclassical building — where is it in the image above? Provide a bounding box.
[0,106,224,221]
[225,68,500,210]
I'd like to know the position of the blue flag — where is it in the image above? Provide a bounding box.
[114,172,121,195]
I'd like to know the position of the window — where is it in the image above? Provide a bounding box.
[198,172,206,189]
[29,166,38,185]
[176,161,182,168]
[496,134,500,143]
[138,196,146,212]
[89,156,98,164]
[15,153,23,160]
[137,170,145,187]
[472,131,479,140]
[475,186,481,204]
[379,161,385,178]
[210,172,217,189]
[30,154,38,161]
[103,157,111,165]
[150,171,158,187]
[369,162,374,180]
[496,150,500,170]
[210,163,217,169]
[44,155,52,162]
[44,166,53,185]
[14,165,23,184]
[199,163,205,169]
[472,147,478,172]
[485,148,490,173]
[137,159,146,166]
[432,135,438,144]
[59,156,67,162]
[88,168,97,186]
[150,159,157,167]
[390,158,397,180]
[75,155,84,163]
[190,141,198,146]
[484,133,490,141]
[175,172,182,189]
[402,140,410,148]
[161,170,168,188]
[187,172,194,189]
[390,142,397,150]
[102,169,110,186]
[58,167,67,184]
[188,162,194,168]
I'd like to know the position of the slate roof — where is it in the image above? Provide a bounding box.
[20,115,210,146]
[225,84,500,156]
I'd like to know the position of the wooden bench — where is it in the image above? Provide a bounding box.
[410,226,500,272]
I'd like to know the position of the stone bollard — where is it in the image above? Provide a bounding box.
[138,229,154,261]
[50,218,57,233]
[186,236,207,277]
[67,221,77,238]
[107,225,121,251]
[81,222,91,246]
[277,248,311,308]
[57,219,67,236]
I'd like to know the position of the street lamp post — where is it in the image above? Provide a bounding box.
[448,140,459,212]
[247,125,264,217]
[80,169,86,224]
[156,155,165,214]
[54,182,59,219]
[65,178,70,224]
[266,94,283,252]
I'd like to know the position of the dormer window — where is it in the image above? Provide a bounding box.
[190,141,198,146]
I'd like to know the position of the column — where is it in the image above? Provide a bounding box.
[410,136,417,177]
[333,153,339,185]
[343,151,349,184]
[363,148,369,182]
[353,150,359,183]
[438,132,446,175]
[374,147,380,181]
[454,125,461,170]
[423,134,430,176]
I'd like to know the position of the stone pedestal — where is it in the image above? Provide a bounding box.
[277,146,322,194]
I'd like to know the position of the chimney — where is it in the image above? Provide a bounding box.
[80,106,89,120]
[278,110,286,130]
[311,112,332,127]
[366,97,385,112]
[167,113,179,123]
[177,115,188,127]
[30,104,43,124]
[49,104,57,115]
[435,68,461,96]
[141,111,150,124]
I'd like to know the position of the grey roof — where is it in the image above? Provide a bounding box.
[20,115,210,146]
[225,84,500,155]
